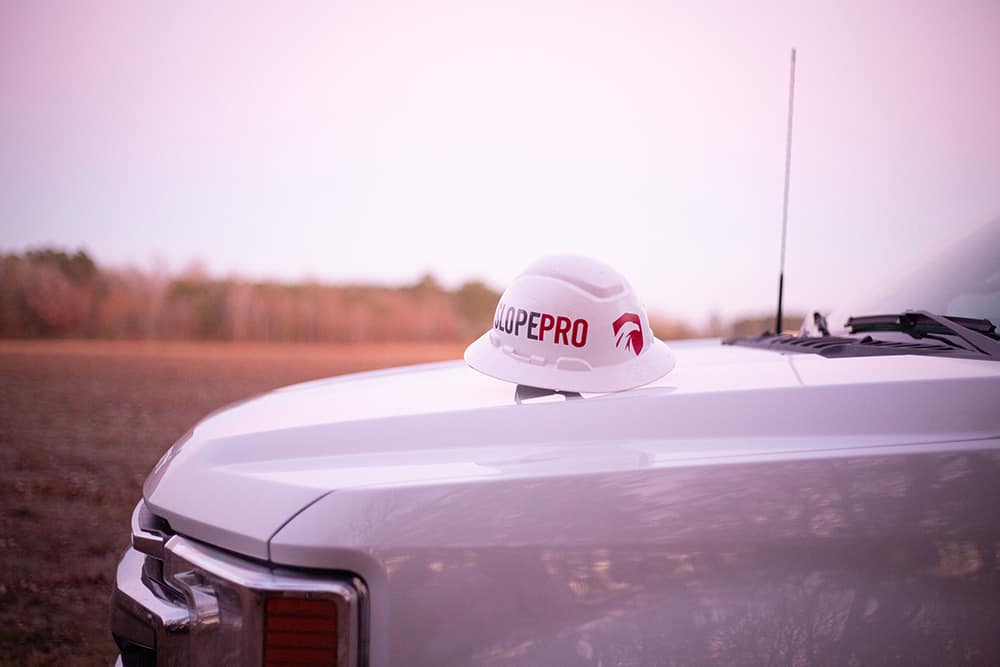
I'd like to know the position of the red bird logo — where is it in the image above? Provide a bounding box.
[612,312,644,355]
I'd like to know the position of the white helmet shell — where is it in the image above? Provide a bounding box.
[464,255,675,393]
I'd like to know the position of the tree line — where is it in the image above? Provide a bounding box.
[0,249,500,342]
[0,248,792,342]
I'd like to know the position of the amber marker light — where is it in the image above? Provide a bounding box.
[263,596,339,667]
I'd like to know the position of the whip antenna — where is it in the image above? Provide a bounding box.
[775,48,796,334]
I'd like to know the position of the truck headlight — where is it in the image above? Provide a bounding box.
[111,500,367,667]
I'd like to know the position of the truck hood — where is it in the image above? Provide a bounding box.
[144,339,1000,560]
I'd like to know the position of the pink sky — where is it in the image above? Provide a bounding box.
[2,0,998,324]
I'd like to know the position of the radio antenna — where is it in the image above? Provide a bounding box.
[775,48,796,334]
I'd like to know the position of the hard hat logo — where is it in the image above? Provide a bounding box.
[465,254,676,393]
[493,302,589,348]
[612,312,644,356]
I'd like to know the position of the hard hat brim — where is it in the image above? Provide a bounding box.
[464,332,676,394]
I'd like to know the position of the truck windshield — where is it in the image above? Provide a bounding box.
[829,219,1000,334]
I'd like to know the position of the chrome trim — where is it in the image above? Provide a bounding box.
[163,536,362,666]
[111,547,191,665]
[131,499,171,559]
[112,525,366,666]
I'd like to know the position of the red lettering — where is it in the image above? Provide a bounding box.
[539,313,555,341]
[555,316,571,345]
[571,319,588,347]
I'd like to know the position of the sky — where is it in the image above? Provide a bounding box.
[1,0,998,325]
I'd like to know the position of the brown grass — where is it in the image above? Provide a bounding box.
[0,340,465,666]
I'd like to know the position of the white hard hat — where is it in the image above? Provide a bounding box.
[464,255,675,393]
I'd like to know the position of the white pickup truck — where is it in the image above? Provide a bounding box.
[111,221,1000,667]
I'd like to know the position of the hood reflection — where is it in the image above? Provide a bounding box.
[368,447,1000,665]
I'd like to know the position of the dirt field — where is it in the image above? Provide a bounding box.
[0,340,465,666]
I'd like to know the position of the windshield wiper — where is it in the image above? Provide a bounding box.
[724,310,1000,361]
[846,311,1000,357]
